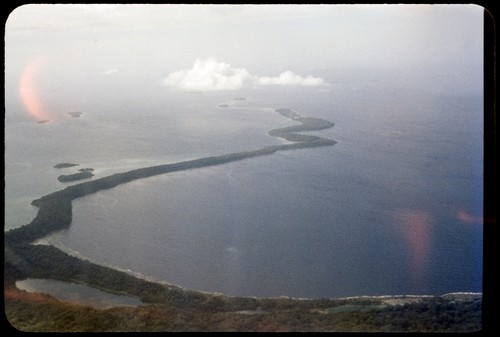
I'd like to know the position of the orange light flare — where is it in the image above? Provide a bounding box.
[19,57,51,122]
[392,209,433,289]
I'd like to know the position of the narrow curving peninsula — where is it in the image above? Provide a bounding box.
[4,109,481,332]
[6,108,336,244]
[269,108,336,143]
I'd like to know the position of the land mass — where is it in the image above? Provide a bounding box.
[4,284,481,332]
[57,171,94,182]
[68,112,84,118]
[54,163,79,169]
[4,108,482,332]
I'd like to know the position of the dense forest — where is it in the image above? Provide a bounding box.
[57,171,95,182]
[5,283,482,332]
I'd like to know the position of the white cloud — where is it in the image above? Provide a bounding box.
[256,71,327,86]
[162,58,327,91]
[162,58,254,91]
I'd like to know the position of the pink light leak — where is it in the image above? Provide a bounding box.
[393,209,433,289]
[19,57,50,122]
[457,210,483,225]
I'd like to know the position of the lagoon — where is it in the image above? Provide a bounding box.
[51,86,484,299]
[6,82,484,300]
[16,278,144,309]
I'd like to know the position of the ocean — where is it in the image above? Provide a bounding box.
[5,76,483,299]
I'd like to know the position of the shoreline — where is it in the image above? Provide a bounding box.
[27,232,486,303]
[5,107,339,302]
[13,274,482,308]
[27,233,486,303]
[4,107,483,331]
[5,107,481,302]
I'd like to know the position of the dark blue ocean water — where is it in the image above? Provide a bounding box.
[6,82,483,299]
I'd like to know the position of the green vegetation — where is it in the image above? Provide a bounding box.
[5,285,482,332]
[54,163,79,169]
[269,109,335,143]
[57,171,94,182]
[4,108,482,331]
[275,108,301,119]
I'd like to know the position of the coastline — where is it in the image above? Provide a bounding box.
[4,108,482,332]
[22,231,487,304]
[5,107,338,301]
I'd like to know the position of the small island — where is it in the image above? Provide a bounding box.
[218,103,229,108]
[275,108,301,120]
[78,168,94,172]
[68,112,84,118]
[54,163,79,169]
[37,120,49,124]
[57,171,94,182]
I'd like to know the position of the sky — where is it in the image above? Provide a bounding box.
[5,4,484,105]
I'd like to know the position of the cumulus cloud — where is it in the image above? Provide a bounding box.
[256,71,327,86]
[162,59,253,91]
[162,58,327,91]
